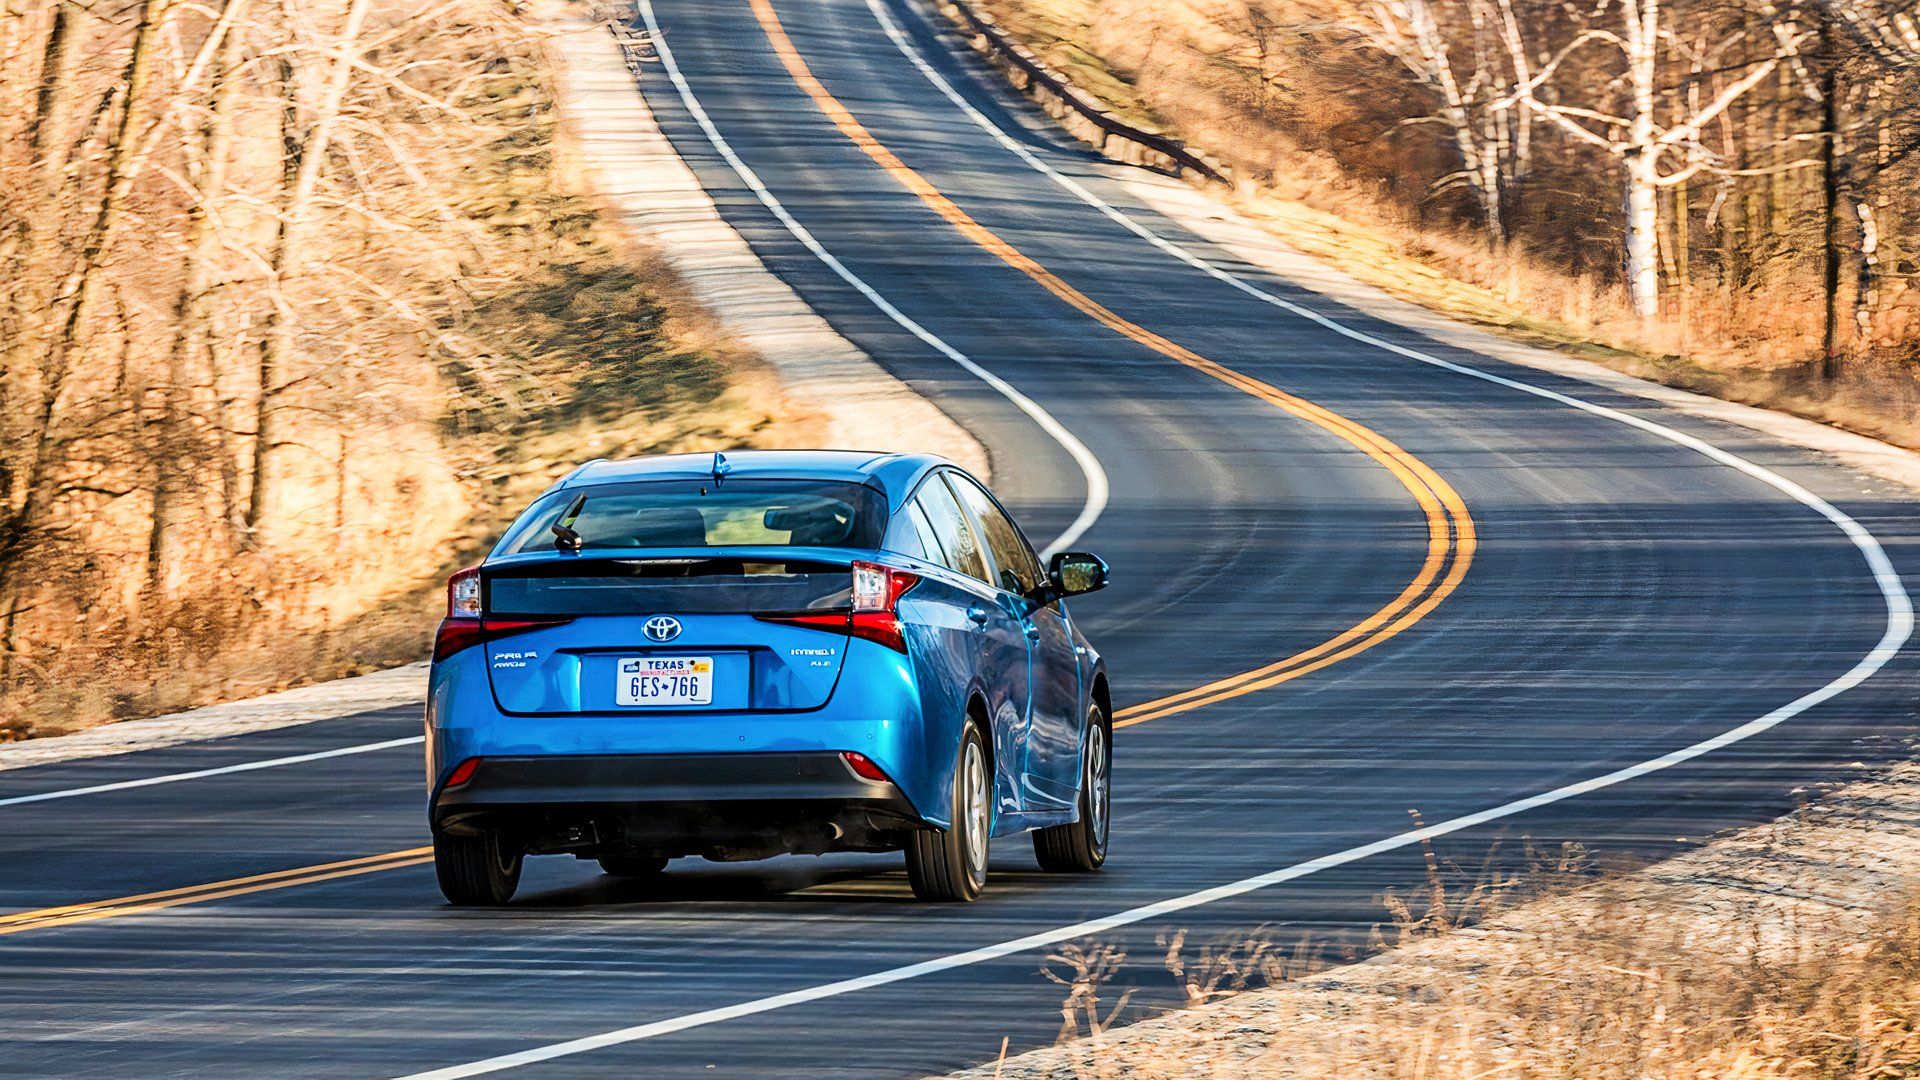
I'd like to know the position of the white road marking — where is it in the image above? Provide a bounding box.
[0,736,424,809]
[391,3,1915,1075]
[636,0,1107,558]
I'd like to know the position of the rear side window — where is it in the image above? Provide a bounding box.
[495,479,887,556]
[949,474,1043,594]
[912,474,990,583]
[886,500,948,564]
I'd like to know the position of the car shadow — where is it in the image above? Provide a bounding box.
[498,853,1061,910]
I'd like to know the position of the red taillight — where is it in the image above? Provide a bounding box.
[432,617,572,663]
[433,618,486,662]
[444,757,481,788]
[841,751,890,783]
[755,561,918,653]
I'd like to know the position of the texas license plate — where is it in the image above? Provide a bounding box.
[616,656,713,706]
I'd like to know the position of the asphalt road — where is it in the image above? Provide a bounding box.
[4,0,1918,1075]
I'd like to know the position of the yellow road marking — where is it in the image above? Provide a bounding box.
[745,0,1474,728]
[0,848,432,936]
[1,5,1479,937]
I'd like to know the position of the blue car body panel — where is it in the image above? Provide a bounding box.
[425,450,1107,850]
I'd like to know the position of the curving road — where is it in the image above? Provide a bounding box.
[4,0,1919,1075]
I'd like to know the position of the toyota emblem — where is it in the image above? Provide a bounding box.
[642,615,683,643]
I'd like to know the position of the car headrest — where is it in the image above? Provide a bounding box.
[628,506,708,547]
[765,504,853,546]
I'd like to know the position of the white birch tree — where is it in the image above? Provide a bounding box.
[1497,0,1808,317]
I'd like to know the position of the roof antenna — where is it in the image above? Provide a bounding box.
[711,451,732,486]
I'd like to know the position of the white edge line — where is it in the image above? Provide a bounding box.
[634,1,1106,559]
[0,736,425,809]
[392,3,1916,1076]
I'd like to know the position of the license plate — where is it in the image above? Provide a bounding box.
[616,656,713,706]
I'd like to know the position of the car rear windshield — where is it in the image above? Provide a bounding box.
[494,479,888,556]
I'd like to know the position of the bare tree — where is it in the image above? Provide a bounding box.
[1496,0,1811,317]
[1363,0,1520,243]
[247,0,373,543]
[1820,0,1920,65]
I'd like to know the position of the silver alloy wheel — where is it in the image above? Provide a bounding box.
[1086,721,1109,847]
[962,738,989,880]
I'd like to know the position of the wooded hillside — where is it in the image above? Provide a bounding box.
[0,0,806,737]
[979,0,1920,438]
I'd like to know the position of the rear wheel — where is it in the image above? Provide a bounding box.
[907,721,991,902]
[598,854,669,879]
[1033,703,1110,872]
[434,829,523,906]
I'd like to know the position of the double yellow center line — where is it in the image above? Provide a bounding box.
[742,0,1474,728]
[0,848,432,936]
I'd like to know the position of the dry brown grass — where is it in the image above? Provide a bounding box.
[1019,891,1920,1078]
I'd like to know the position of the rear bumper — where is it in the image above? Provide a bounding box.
[431,752,923,860]
[436,751,906,809]
[427,635,964,829]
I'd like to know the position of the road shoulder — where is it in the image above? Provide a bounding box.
[0,664,429,773]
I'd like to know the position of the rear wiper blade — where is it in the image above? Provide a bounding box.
[551,492,587,552]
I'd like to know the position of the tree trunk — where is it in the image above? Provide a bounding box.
[1674,177,1692,342]
[151,14,245,595]
[1623,0,1661,320]
[248,0,373,542]
[1855,200,1879,340]
[1820,48,1844,377]
[4,0,94,491]
[1625,150,1662,319]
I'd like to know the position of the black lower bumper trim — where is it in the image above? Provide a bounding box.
[435,751,902,807]
[430,752,922,859]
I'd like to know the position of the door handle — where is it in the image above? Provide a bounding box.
[966,604,990,626]
[1023,621,1041,641]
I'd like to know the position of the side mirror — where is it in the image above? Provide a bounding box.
[1048,551,1108,598]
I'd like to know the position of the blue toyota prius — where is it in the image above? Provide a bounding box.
[425,450,1112,904]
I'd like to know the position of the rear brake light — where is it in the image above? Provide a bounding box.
[755,561,918,652]
[432,617,571,662]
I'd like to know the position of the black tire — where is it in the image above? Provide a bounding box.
[434,829,523,906]
[1033,703,1110,872]
[598,854,669,879]
[906,720,991,902]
